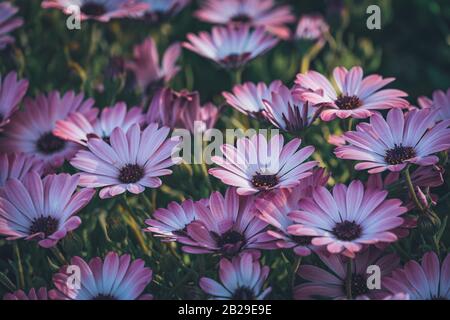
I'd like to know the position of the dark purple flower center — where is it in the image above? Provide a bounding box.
[251,173,279,190]
[219,52,252,69]
[80,2,107,16]
[332,220,362,241]
[384,144,416,165]
[232,286,256,300]
[36,132,66,154]
[292,235,312,246]
[92,294,117,300]
[343,274,369,297]
[230,14,252,23]
[29,216,59,237]
[212,229,245,256]
[118,164,145,184]
[335,95,362,110]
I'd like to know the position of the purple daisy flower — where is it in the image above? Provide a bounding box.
[255,168,329,256]
[141,0,190,22]
[200,252,271,300]
[183,25,279,70]
[0,90,96,170]
[287,180,407,258]
[222,80,282,117]
[49,251,153,300]
[335,108,450,173]
[178,187,274,256]
[54,102,144,146]
[0,2,23,50]
[41,0,149,22]
[3,287,49,300]
[194,0,295,39]
[0,72,28,130]
[0,153,44,187]
[418,88,450,122]
[262,83,320,133]
[147,88,219,133]
[144,199,197,241]
[125,37,181,93]
[295,248,399,300]
[0,172,95,248]
[383,251,450,300]
[294,66,409,121]
[295,14,329,42]
[209,133,317,195]
[70,123,181,199]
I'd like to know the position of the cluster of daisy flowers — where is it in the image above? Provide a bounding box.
[1,0,450,301]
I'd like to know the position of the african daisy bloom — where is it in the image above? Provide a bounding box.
[295,14,329,42]
[0,172,95,248]
[0,2,23,50]
[49,252,153,300]
[0,91,96,170]
[255,168,329,256]
[209,133,318,195]
[54,102,144,146]
[294,248,399,300]
[70,123,181,199]
[418,88,450,122]
[125,37,181,93]
[222,80,282,117]
[0,72,28,130]
[3,287,49,300]
[41,0,149,22]
[178,187,274,256]
[287,180,407,258]
[200,253,271,300]
[147,88,219,133]
[144,199,197,241]
[383,251,450,300]
[141,0,190,22]
[194,0,295,40]
[183,25,279,70]
[294,66,409,121]
[0,153,44,187]
[335,108,450,173]
[262,84,319,133]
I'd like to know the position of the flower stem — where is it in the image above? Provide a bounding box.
[121,195,150,253]
[291,256,302,288]
[345,259,353,300]
[0,271,16,292]
[231,68,243,86]
[404,165,424,212]
[51,246,68,266]
[12,242,25,289]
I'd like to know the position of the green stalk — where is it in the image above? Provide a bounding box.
[13,242,25,289]
[0,271,16,292]
[404,165,424,212]
[345,259,353,300]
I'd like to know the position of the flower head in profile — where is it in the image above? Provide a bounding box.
[54,102,144,146]
[209,133,317,195]
[183,25,278,70]
[178,187,274,256]
[0,91,96,170]
[262,84,319,133]
[70,123,181,199]
[295,66,409,121]
[3,288,49,300]
[41,0,149,22]
[144,199,197,241]
[335,108,450,173]
[222,80,282,117]
[195,0,294,39]
[125,37,181,93]
[255,168,329,256]
[200,253,271,300]
[141,0,190,22]
[0,72,28,130]
[287,180,407,258]
[49,252,153,300]
[0,153,44,187]
[147,88,219,133]
[418,88,450,122]
[295,14,329,42]
[295,248,399,300]
[0,172,95,248]
[0,2,23,50]
[383,251,450,300]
